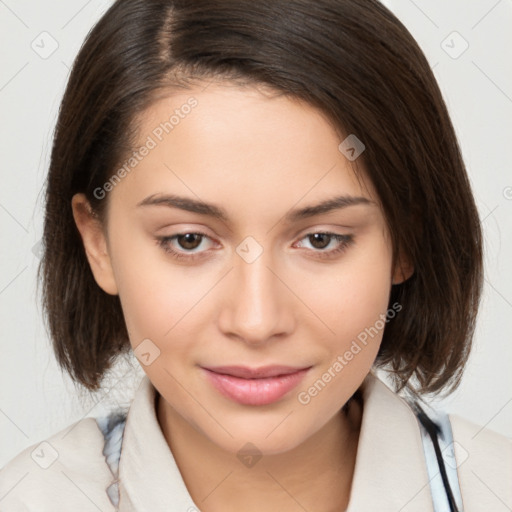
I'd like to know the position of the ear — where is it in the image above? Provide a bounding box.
[392,249,414,285]
[71,193,118,295]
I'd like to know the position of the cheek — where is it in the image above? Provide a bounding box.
[296,250,392,412]
[109,228,194,344]
[117,272,202,348]
[297,236,393,342]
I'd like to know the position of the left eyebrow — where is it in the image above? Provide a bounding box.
[137,193,375,223]
[284,195,375,222]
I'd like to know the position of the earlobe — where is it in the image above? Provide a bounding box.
[71,193,118,295]
[392,251,414,285]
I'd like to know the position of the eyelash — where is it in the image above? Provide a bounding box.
[156,231,354,262]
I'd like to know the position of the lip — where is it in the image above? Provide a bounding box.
[202,365,312,406]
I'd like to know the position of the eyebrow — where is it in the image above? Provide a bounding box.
[137,193,374,223]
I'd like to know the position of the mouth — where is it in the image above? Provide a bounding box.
[201,365,312,406]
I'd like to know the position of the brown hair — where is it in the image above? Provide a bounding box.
[40,0,483,399]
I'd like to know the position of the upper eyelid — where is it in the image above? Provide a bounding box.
[157,223,354,238]
[162,230,351,250]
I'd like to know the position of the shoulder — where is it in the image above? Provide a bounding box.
[449,413,512,510]
[0,416,116,512]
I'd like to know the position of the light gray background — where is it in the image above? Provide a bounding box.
[1,0,511,467]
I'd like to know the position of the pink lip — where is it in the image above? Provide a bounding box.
[202,365,312,406]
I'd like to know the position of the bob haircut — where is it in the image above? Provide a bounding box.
[40,0,483,399]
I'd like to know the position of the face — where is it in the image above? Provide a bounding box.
[73,81,407,456]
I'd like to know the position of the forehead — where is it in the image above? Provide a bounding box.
[109,81,380,223]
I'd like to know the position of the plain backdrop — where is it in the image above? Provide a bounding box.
[1,0,511,467]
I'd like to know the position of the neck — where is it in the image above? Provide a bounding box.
[157,392,363,512]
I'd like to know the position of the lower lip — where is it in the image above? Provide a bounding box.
[202,367,311,406]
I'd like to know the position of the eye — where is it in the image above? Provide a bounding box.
[294,232,354,259]
[156,232,215,261]
[156,230,354,262]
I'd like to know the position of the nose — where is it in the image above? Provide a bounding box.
[217,245,295,346]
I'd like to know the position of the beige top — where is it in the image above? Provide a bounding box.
[1,371,511,511]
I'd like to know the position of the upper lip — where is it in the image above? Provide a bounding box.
[203,365,311,379]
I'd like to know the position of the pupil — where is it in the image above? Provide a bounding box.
[179,233,201,250]
[310,233,330,249]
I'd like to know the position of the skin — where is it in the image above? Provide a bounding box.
[72,81,413,512]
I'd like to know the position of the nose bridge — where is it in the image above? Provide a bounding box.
[221,237,292,343]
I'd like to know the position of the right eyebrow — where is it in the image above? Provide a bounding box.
[137,194,230,222]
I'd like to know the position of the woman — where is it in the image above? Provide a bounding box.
[1,0,510,510]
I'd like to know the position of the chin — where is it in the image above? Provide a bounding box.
[204,413,311,456]
[217,431,305,458]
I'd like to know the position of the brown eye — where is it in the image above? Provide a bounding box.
[308,233,331,249]
[295,232,354,260]
[156,231,215,261]
[176,233,203,250]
